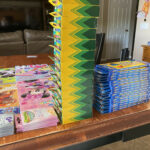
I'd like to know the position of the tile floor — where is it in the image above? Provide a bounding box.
[93,135,150,150]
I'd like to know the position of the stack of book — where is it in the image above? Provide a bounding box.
[0,114,14,137]
[0,64,59,136]
[94,61,150,114]
[15,64,59,132]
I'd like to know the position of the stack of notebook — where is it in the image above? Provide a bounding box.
[16,64,59,132]
[0,68,20,114]
[0,114,14,137]
[94,61,150,114]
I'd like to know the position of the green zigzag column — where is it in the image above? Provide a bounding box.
[60,0,100,124]
[64,2,99,122]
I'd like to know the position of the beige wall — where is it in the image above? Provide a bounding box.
[133,0,150,61]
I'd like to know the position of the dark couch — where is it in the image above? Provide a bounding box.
[0,31,25,56]
[0,30,53,56]
[24,29,53,55]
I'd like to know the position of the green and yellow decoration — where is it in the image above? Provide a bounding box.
[49,0,99,124]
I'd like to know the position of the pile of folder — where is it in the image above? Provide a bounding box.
[49,0,99,124]
[0,64,59,136]
[0,68,16,84]
[94,61,150,114]
[15,64,59,132]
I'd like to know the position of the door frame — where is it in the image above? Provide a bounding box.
[131,0,140,59]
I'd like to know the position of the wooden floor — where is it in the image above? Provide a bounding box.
[94,134,150,150]
[1,54,150,149]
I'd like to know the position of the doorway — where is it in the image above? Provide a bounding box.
[98,0,139,61]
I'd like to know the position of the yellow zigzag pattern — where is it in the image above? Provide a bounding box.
[49,0,99,124]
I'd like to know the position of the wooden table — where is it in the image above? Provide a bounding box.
[1,54,150,150]
[0,54,52,68]
[142,45,150,62]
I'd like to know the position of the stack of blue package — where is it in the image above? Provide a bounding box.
[94,60,150,114]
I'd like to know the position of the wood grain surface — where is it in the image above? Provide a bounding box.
[0,54,52,68]
[0,54,150,150]
[142,45,150,63]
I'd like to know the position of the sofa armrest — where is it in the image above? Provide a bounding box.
[0,31,23,42]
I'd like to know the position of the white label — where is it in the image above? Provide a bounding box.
[27,56,37,58]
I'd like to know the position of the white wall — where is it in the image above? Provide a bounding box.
[133,0,150,61]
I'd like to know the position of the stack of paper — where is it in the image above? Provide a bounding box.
[49,0,99,124]
[94,61,150,114]
[0,114,14,137]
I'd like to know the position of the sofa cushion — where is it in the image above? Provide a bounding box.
[26,41,53,55]
[0,31,23,42]
[0,42,25,56]
[24,29,53,42]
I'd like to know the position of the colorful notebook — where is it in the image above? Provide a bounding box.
[17,78,55,110]
[0,84,20,114]
[20,107,59,131]
[15,64,52,81]
[0,68,16,84]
